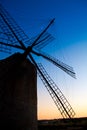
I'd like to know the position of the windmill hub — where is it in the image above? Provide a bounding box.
[23,46,32,57]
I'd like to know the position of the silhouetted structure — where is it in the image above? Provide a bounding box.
[0,3,76,130]
[0,53,37,130]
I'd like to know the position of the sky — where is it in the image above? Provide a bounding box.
[0,0,87,120]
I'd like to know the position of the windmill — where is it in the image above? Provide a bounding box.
[0,4,76,120]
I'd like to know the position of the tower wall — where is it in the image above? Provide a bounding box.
[0,54,37,130]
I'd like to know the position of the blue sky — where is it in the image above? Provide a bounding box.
[0,0,87,119]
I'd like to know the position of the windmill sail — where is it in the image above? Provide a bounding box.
[0,4,29,45]
[32,50,76,78]
[37,63,75,118]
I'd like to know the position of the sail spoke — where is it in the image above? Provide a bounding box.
[28,32,55,50]
[30,18,55,48]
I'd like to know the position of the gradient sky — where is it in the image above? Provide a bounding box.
[0,0,87,119]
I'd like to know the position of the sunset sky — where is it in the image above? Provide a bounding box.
[0,0,87,119]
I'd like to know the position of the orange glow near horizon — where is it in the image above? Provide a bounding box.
[37,89,87,120]
[38,107,87,120]
[38,105,62,120]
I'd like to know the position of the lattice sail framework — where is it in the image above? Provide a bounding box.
[37,63,75,118]
[32,50,76,78]
[0,4,29,52]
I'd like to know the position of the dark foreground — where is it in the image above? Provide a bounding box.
[38,117,87,130]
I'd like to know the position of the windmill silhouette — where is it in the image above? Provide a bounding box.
[0,4,76,119]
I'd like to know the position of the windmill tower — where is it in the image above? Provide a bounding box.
[0,4,76,130]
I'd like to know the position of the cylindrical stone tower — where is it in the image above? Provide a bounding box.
[0,53,37,130]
